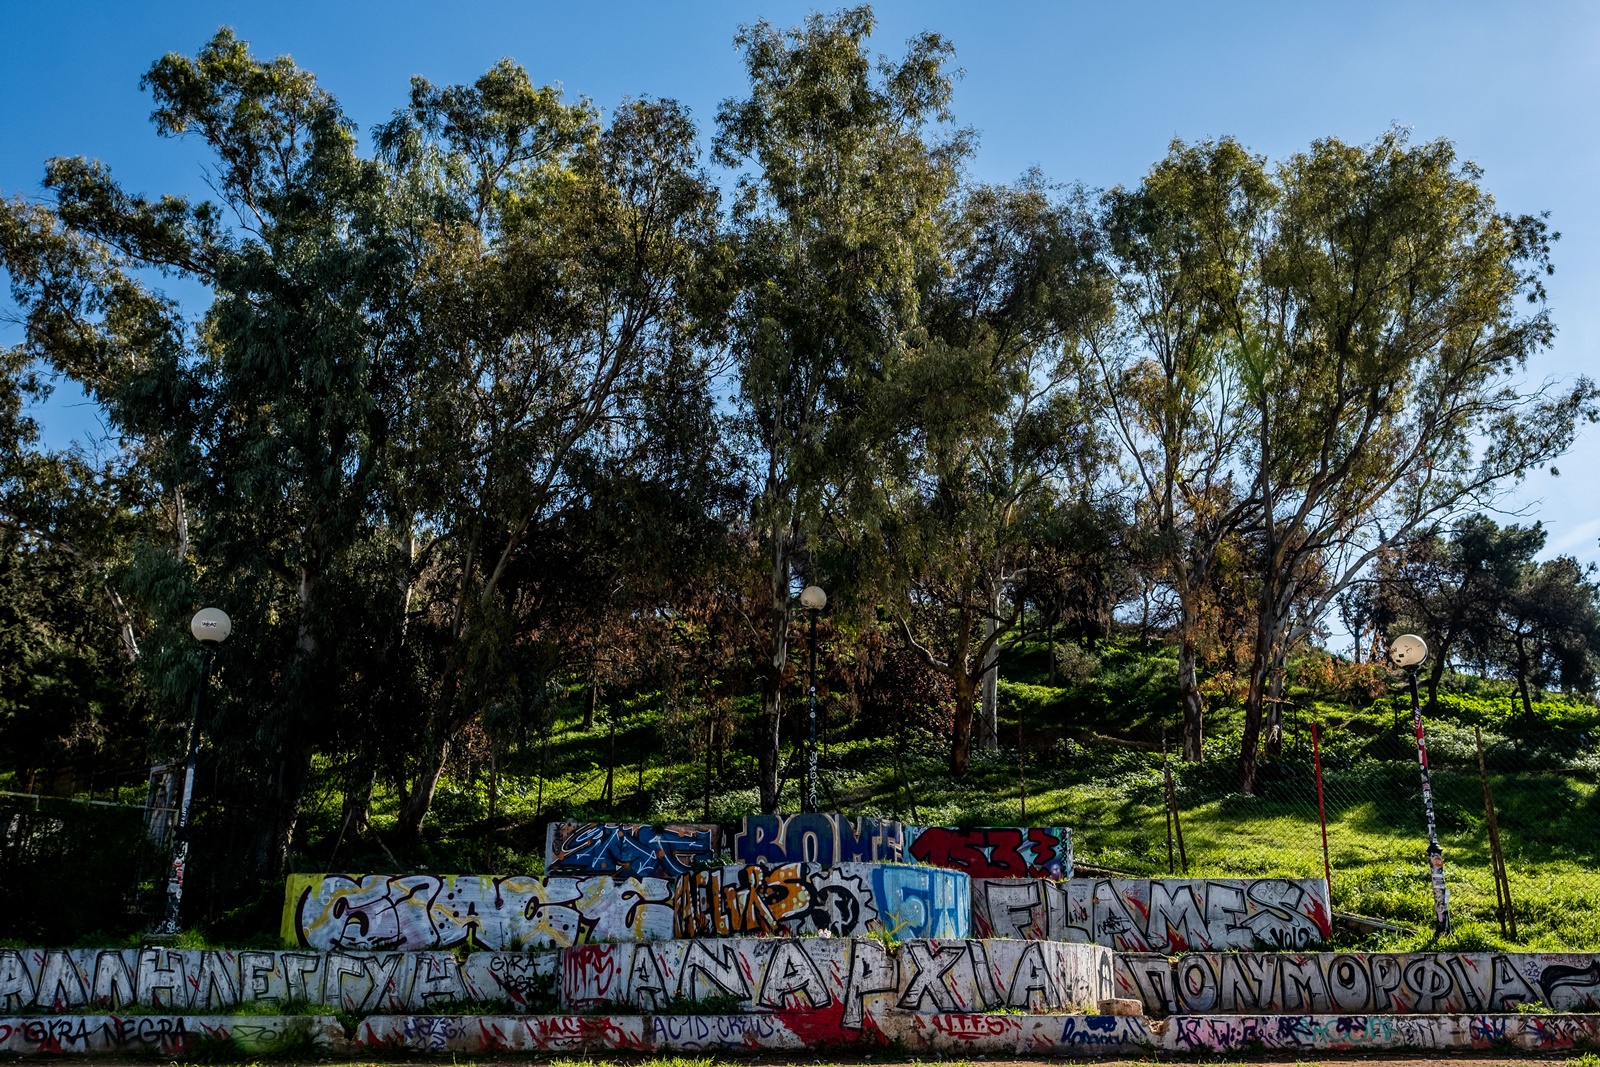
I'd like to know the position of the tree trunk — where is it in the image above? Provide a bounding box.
[979,608,999,753]
[603,711,617,807]
[759,528,792,814]
[1425,649,1447,712]
[1515,641,1536,723]
[950,673,977,775]
[584,682,599,731]
[1238,597,1276,795]
[398,734,450,841]
[1178,627,1205,763]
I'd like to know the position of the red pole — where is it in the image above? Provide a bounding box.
[1313,721,1332,892]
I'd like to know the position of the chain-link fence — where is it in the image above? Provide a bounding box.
[1142,693,1600,946]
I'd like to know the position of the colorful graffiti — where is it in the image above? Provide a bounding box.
[1163,1013,1600,1053]
[906,826,1073,878]
[669,862,968,939]
[1116,951,1600,1016]
[903,1012,1155,1055]
[731,814,904,865]
[560,938,1111,1021]
[0,1015,341,1056]
[544,822,721,878]
[1052,878,1331,951]
[283,874,674,951]
[970,877,1071,939]
[0,948,557,1013]
[7,1009,1600,1056]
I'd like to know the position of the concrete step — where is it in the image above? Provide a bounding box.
[973,875,1332,949]
[285,862,973,949]
[1117,949,1600,1015]
[5,1011,1597,1056]
[560,937,1111,1016]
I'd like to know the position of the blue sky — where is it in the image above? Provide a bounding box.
[3,1,1596,568]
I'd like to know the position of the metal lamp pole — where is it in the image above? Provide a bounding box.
[1391,632,1451,935]
[154,607,231,937]
[799,585,827,813]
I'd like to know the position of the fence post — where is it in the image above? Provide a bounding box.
[1476,725,1517,940]
[1313,721,1332,892]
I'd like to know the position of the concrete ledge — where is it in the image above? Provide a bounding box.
[5,1012,1597,1055]
[973,876,1332,949]
[0,1015,341,1055]
[561,937,1113,1016]
[1117,950,1600,1015]
[0,948,558,1013]
[671,862,970,938]
[1162,1013,1600,1052]
[283,872,674,950]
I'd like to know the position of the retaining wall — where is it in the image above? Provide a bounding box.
[905,826,1073,878]
[670,862,969,938]
[560,937,1112,1019]
[731,814,905,864]
[972,876,1332,950]
[543,822,721,878]
[1117,950,1600,1015]
[0,948,558,1013]
[0,1015,342,1056]
[10,1011,1595,1055]
[282,872,673,950]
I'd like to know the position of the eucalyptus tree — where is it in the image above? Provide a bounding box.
[1092,139,1272,761]
[1231,131,1597,793]
[874,179,1112,774]
[1,29,416,875]
[374,65,725,839]
[715,7,967,810]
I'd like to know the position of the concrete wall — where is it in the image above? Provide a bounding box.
[731,814,904,864]
[560,938,1112,1019]
[0,1015,342,1056]
[1161,1013,1600,1053]
[972,877,1332,950]
[283,873,673,950]
[0,948,557,1013]
[1117,951,1600,1015]
[670,862,969,939]
[7,1011,1600,1055]
[906,826,1073,878]
[544,822,721,878]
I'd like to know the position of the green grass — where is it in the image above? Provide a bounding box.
[270,645,1597,950]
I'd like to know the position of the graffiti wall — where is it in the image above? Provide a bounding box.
[561,937,1111,1020]
[0,948,557,1013]
[732,814,904,865]
[670,862,969,939]
[899,1012,1155,1055]
[1115,951,1600,1016]
[970,877,1071,939]
[0,1015,341,1056]
[1162,1013,1600,1053]
[283,873,674,951]
[1048,878,1331,951]
[544,822,721,878]
[7,1011,1600,1057]
[906,826,1073,878]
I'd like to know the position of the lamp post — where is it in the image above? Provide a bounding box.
[799,585,826,813]
[1390,632,1451,935]
[153,607,231,937]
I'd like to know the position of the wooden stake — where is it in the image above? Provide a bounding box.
[1163,742,1188,874]
[1018,716,1027,822]
[1162,736,1175,874]
[1476,726,1517,939]
[1313,721,1332,891]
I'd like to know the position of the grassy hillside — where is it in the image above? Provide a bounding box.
[265,639,1600,952]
